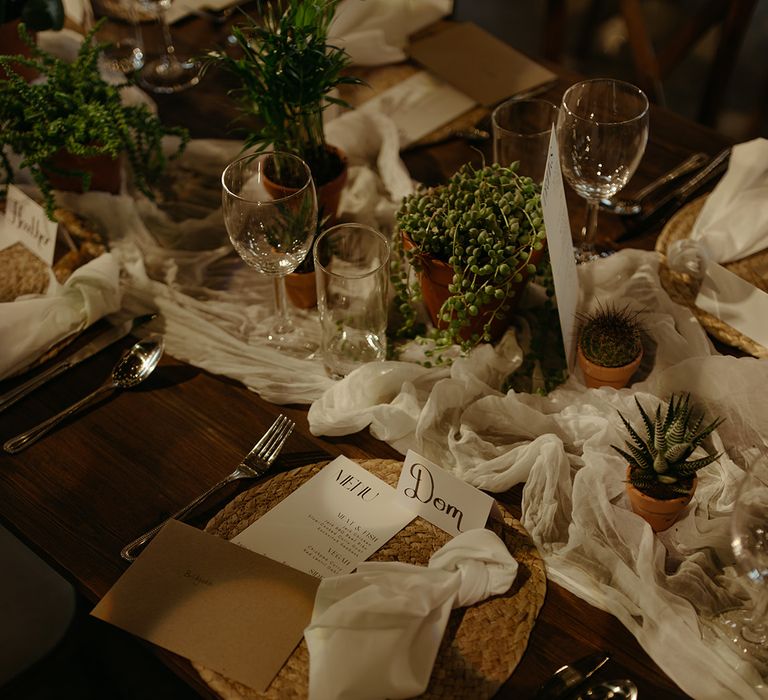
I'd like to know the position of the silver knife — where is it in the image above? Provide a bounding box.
[0,313,156,413]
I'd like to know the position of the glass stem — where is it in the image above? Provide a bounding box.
[156,6,178,66]
[742,584,768,643]
[272,276,294,337]
[581,199,600,251]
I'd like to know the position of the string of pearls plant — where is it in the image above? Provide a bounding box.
[391,162,550,364]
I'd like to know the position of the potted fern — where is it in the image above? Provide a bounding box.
[0,23,188,219]
[613,393,723,531]
[392,161,548,360]
[576,302,644,389]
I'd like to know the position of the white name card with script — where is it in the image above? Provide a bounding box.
[395,450,494,537]
[233,456,414,579]
[0,185,58,265]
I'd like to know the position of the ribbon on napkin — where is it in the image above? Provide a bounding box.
[304,528,518,700]
[0,253,122,380]
[689,137,768,263]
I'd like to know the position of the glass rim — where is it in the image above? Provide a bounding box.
[559,78,649,126]
[221,150,314,204]
[313,223,391,280]
[491,97,559,138]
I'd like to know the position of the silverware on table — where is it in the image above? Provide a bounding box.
[577,678,638,699]
[3,335,164,454]
[617,147,731,241]
[120,414,296,562]
[533,651,611,699]
[600,152,708,215]
[0,313,156,414]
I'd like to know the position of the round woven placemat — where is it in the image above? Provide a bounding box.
[192,458,547,700]
[655,196,768,358]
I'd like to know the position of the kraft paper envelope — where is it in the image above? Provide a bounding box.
[408,22,557,107]
[91,520,319,693]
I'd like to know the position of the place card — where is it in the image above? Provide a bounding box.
[91,520,319,693]
[695,261,768,348]
[408,22,557,107]
[395,450,494,536]
[541,128,579,371]
[0,185,58,265]
[233,456,415,578]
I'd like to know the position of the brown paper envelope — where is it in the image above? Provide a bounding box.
[408,22,557,107]
[91,520,319,693]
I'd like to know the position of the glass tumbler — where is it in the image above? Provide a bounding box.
[313,223,390,379]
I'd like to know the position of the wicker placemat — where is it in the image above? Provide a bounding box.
[192,458,547,700]
[655,196,768,358]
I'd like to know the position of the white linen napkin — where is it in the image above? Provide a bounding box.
[304,528,517,700]
[0,253,122,380]
[689,138,768,263]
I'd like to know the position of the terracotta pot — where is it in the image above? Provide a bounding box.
[577,345,642,389]
[402,232,544,342]
[44,150,122,195]
[625,466,697,532]
[1,19,37,82]
[263,145,348,225]
[285,269,317,309]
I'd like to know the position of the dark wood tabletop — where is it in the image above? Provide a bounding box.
[0,10,733,700]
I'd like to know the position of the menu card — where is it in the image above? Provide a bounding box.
[91,520,319,693]
[233,456,415,578]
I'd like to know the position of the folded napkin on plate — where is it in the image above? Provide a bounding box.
[304,528,517,700]
[0,253,122,380]
[329,0,454,66]
[689,138,768,263]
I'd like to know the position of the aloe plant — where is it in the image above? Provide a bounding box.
[613,393,723,497]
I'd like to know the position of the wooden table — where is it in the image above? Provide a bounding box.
[0,11,733,699]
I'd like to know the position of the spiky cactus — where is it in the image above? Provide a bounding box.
[613,393,723,498]
[578,303,643,368]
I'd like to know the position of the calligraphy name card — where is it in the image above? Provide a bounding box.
[0,185,57,264]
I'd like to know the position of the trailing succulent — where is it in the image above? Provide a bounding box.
[613,393,723,498]
[392,161,550,362]
[0,23,189,219]
[578,302,643,368]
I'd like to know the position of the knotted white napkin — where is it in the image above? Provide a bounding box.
[689,138,768,263]
[0,253,122,380]
[304,528,518,700]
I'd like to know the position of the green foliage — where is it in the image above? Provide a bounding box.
[1,0,63,31]
[391,161,549,364]
[578,302,643,368]
[0,23,189,219]
[613,393,724,498]
[203,0,364,185]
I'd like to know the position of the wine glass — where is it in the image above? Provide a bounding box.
[221,151,318,355]
[557,78,649,264]
[716,451,768,670]
[138,0,199,93]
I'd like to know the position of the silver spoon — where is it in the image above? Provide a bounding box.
[600,152,709,215]
[4,336,164,454]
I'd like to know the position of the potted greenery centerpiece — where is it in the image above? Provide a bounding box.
[1,0,63,80]
[392,161,548,358]
[613,393,723,531]
[0,23,188,219]
[204,0,364,307]
[576,302,644,389]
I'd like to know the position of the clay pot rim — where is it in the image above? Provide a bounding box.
[625,465,697,503]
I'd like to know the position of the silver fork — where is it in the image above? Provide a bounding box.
[120,414,295,562]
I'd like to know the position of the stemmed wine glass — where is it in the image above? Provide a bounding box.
[557,78,649,263]
[222,151,318,355]
[716,451,768,670]
[138,0,199,93]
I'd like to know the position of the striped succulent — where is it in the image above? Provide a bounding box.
[613,393,723,497]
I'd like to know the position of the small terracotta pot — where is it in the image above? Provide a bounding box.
[285,270,317,309]
[402,232,543,342]
[45,150,122,195]
[577,345,642,389]
[1,19,37,82]
[625,467,697,532]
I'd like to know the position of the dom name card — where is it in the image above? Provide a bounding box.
[395,450,494,536]
[233,456,415,578]
[0,185,57,264]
